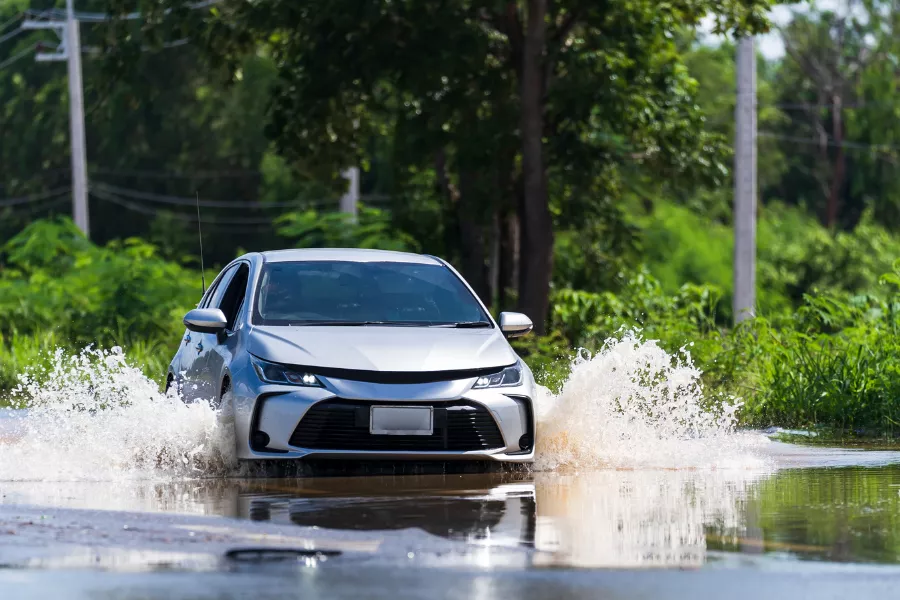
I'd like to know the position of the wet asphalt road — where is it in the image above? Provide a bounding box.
[3,502,900,600]
[6,430,900,599]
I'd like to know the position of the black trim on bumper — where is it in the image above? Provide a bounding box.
[251,355,513,385]
[289,399,505,451]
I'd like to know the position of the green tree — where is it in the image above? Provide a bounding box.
[0,0,326,264]
[769,1,900,230]
[108,0,774,332]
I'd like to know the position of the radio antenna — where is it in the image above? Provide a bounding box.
[196,191,206,294]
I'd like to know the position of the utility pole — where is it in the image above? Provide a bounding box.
[65,0,89,237]
[733,35,756,324]
[340,166,359,223]
[23,0,89,238]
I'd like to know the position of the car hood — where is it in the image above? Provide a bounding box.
[248,325,517,372]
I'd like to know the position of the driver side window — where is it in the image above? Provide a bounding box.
[202,265,237,309]
[215,263,250,331]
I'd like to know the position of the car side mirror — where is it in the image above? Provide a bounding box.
[183,308,228,334]
[499,312,533,338]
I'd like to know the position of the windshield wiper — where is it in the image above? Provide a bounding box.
[435,321,493,328]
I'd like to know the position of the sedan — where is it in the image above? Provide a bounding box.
[168,248,536,463]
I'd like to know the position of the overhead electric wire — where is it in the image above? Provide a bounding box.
[0,25,25,45]
[759,131,900,152]
[3,195,69,215]
[772,101,900,110]
[92,181,338,209]
[90,166,263,179]
[90,189,288,232]
[0,12,24,33]
[0,187,71,208]
[91,188,292,224]
[29,0,221,23]
[0,41,38,71]
[81,38,190,54]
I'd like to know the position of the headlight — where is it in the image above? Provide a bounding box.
[252,357,323,387]
[473,362,523,389]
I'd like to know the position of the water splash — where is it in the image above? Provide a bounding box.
[534,331,769,471]
[0,331,767,482]
[0,347,236,481]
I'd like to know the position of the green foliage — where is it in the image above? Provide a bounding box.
[0,330,62,395]
[638,201,900,319]
[526,253,900,436]
[758,205,900,304]
[0,218,198,345]
[276,206,419,252]
[0,218,197,399]
[513,331,573,394]
[732,284,900,434]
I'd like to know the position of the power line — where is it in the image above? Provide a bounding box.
[27,0,221,23]
[0,187,72,208]
[91,188,290,224]
[2,195,69,215]
[771,102,900,111]
[0,25,25,45]
[0,12,24,33]
[90,167,263,179]
[759,131,900,151]
[90,189,300,232]
[82,38,190,55]
[92,181,338,209]
[0,41,41,72]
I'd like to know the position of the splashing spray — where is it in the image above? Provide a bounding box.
[0,332,766,482]
[0,347,236,481]
[534,331,766,471]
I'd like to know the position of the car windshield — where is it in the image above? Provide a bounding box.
[252,260,491,326]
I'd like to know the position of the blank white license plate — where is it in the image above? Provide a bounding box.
[370,406,433,435]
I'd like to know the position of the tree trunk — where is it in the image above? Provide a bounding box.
[498,207,520,312]
[517,0,552,335]
[826,96,845,228]
[457,168,491,303]
[489,209,500,311]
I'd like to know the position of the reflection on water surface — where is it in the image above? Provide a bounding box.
[6,462,900,568]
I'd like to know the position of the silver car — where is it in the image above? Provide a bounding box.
[167,249,536,463]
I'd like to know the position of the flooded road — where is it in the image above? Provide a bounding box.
[5,445,900,568]
[5,448,900,598]
[6,407,900,597]
[5,343,900,598]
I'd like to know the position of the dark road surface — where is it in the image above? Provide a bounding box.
[5,416,900,600]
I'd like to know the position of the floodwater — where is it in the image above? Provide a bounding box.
[5,444,900,598]
[5,340,900,597]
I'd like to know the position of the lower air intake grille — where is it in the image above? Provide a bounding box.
[289,400,505,452]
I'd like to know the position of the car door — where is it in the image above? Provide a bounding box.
[202,262,251,404]
[182,264,238,403]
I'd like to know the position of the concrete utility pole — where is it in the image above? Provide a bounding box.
[340,166,359,223]
[65,0,89,237]
[733,35,756,324]
[23,0,89,238]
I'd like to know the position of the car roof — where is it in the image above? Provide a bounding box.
[259,248,442,265]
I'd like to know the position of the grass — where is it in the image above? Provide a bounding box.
[0,331,175,407]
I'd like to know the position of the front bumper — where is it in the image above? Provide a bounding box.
[230,370,535,463]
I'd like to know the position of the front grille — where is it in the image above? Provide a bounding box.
[289,400,505,452]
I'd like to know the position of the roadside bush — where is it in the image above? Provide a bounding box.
[639,201,900,318]
[0,218,197,400]
[0,218,198,346]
